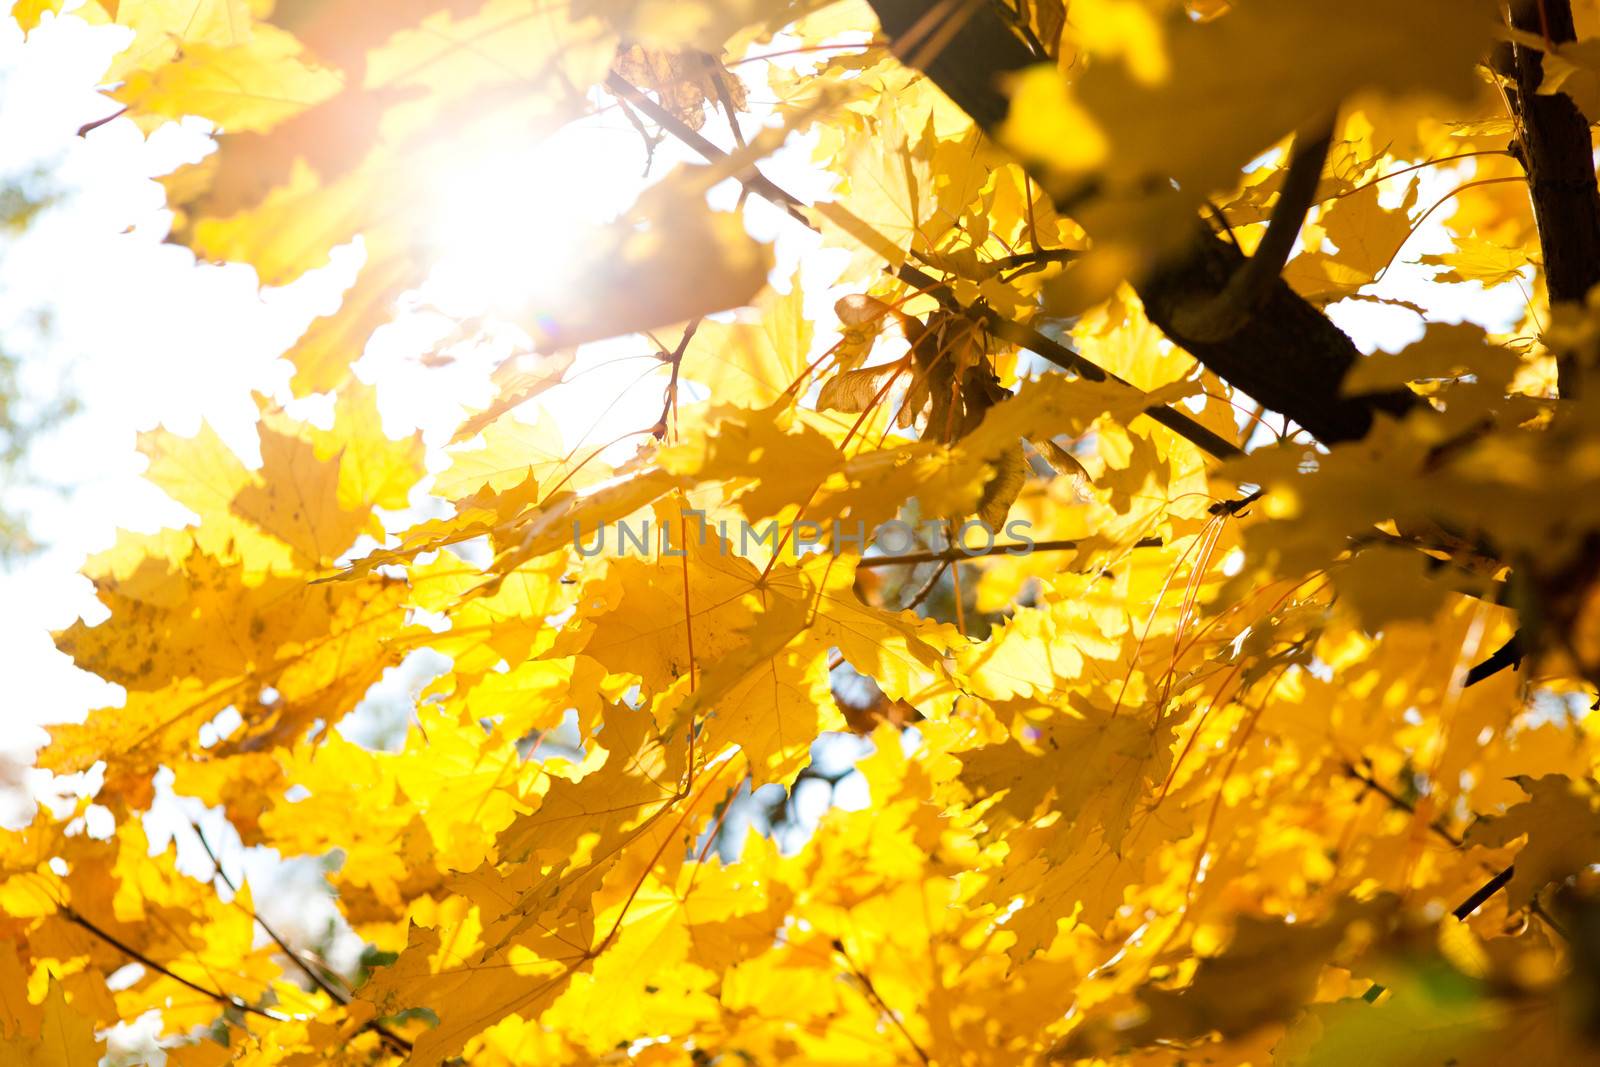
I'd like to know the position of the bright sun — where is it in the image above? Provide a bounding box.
[421,115,653,323]
[413,113,688,450]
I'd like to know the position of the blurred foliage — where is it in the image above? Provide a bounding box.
[0,166,74,560]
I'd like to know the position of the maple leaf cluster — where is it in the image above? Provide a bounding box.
[11,0,1600,1064]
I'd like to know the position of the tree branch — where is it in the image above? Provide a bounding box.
[190,821,347,998]
[61,905,286,1022]
[1453,865,1516,921]
[988,247,1081,271]
[1344,760,1463,846]
[185,820,412,1057]
[1170,116,1337,342]
[831,938,933,1066]
[863,0,1415,445]
[895,261,1242,457]
[652,318,700,440]
[1507,0,1600,397]
[605,72,1242,460]
[1342,761,1566,938]
[856,535,1164,569]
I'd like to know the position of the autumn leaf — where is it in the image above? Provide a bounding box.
[0,980,104,1067]
[1465,774,1600,910]
[15,0,1600,1064]
[517,168,774,350]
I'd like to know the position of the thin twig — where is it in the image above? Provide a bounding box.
[188,820,413,1056]
[996,246,1082,283]
[612,94,659,176]
[77,107,127,137]
[996,0,1050,60]
[654,319,701,440]
[1343,761,1566,939]
[987,248,1081,271]
[902,559,951,610]
[832,938,933,1066]
[603,72,1242,462]
[189,821,351,999]
[947,519,968,633]
[704,54,747,150]
[1453,866,1515,921]
[61,905,286,1022]
[857,536,1164,569]
[1344,761,1462,846]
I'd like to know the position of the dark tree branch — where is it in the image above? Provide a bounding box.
[1344,760,1463,846]
[1343,761,1566,938]
[864,0,1415,445]
[897,262,1243,457]
[189,819,348,1000]
[66,903,415,1058]
[1454,865,1516,921]
[1138,232,1416,443]
[1507,0,1600,398]
[1464,629,1525,686]
[1171,116,1337,342]
[987,246,1081,271]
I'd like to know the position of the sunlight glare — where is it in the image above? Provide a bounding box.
[413,114,677,453]
[406,73,831,459]
[422,119,648,323]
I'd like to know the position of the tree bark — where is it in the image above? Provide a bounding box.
[1508,0,1600,398]
[866,0,1415,444]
